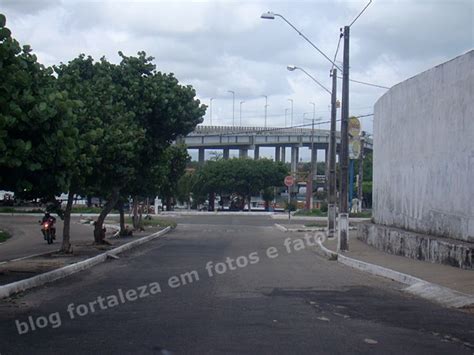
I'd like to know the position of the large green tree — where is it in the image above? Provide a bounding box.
[193,158,288,211]
[56,52,204,243]
[0,13,78,206]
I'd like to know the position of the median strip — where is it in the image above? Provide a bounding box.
[0,227,172,299]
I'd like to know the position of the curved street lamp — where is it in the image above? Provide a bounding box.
[261,12,342,71]
[239,100,245,126]
[227,90,235,126]
[287,65,332,95]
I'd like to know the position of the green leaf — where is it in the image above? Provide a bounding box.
[0,27,11,40]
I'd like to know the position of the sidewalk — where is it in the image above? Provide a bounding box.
[322,234,474,296]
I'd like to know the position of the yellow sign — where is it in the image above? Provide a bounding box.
[348,116,361,137]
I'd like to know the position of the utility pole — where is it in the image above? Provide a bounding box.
[288,99,294,126]
[328,68,337,239]
[358,134,365,213]
[228,91,235,126]
[307,118,315,210]
[263,95,268,128]
[210,98,214,125]
[338,25,350,251]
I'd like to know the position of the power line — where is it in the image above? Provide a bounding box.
[337,76,390,90]
[349,0,373,27]
[330,30,343,73]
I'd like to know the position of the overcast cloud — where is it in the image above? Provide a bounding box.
[1,0,473,135]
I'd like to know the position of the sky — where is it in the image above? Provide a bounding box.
[1,0,473,159]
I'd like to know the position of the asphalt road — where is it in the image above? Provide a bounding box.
[0,215,473,354]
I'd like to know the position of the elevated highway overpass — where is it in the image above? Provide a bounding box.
[177,125,372,175]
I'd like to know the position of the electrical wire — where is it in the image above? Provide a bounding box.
[330,30,343,73]
[349,0,373,27]
[338,76,390,90]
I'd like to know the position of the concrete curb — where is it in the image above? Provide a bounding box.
[316,239,474,308]
[0,227,172,299]
[277,224,356,233]
[161,211,276,216]
[316,239,338,259]
[274,223,288,232]
[275,223,327,233]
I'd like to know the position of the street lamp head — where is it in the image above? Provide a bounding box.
[287,65,297,72]
[260,11,275,20]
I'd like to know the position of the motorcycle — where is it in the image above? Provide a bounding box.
[40,218,56,244]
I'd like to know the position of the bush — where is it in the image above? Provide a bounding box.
[319,202,328,213]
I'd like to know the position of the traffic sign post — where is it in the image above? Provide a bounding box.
[284,176,294,221]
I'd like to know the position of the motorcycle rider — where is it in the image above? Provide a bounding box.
[41,212,57,240]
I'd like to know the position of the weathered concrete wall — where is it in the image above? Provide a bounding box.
[358,222,474,270]
[373,51,474,242]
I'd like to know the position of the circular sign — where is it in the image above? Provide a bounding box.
[348,116,361,137]
[284,175,295,187]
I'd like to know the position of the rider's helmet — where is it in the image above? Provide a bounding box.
[45,212,50,218]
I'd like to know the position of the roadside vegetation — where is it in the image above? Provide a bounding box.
[182,158,288,211]
[0,13,204,252]
[123,217,177,229]
[294,208,327,217]
[0,230,11,243]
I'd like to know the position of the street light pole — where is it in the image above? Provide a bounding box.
[285,108,289,127]
[328,69,338,239]
[287,65,332,95]
[239,100,245,126]
[288,99,294,126]
[338,26,350,251]
[358,133,365,213]
[228,90,235,126]
[263,95,268,128]
[304,116,321,211]
[209,97,214,126]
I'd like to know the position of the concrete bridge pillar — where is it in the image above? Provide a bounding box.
[198,148,205,164]
[275,147,280,162]
[254,146,260,160]
[291,146,299,174]
[223,148,230,160]
[281,147,286,163]
[239,148,248,159]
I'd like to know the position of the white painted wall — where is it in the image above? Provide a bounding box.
[373,51,474,242]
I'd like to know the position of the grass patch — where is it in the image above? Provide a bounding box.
[349,211,372,218]
[71,207,121,214]
[294,209,327,217]
[0,207,44,213]
[304,222,327,227]
[0,230,11,242]
[123,216,177,229]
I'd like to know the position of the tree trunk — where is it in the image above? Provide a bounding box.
[132,196,139,229]
[138,204,143,229]
[94,188,120,244]
[208,192,215,211]
[165,196,172,211]
[61,191,75,253]
[118,203,125,235]
[86,195,92,208]
[248,195,252,212]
